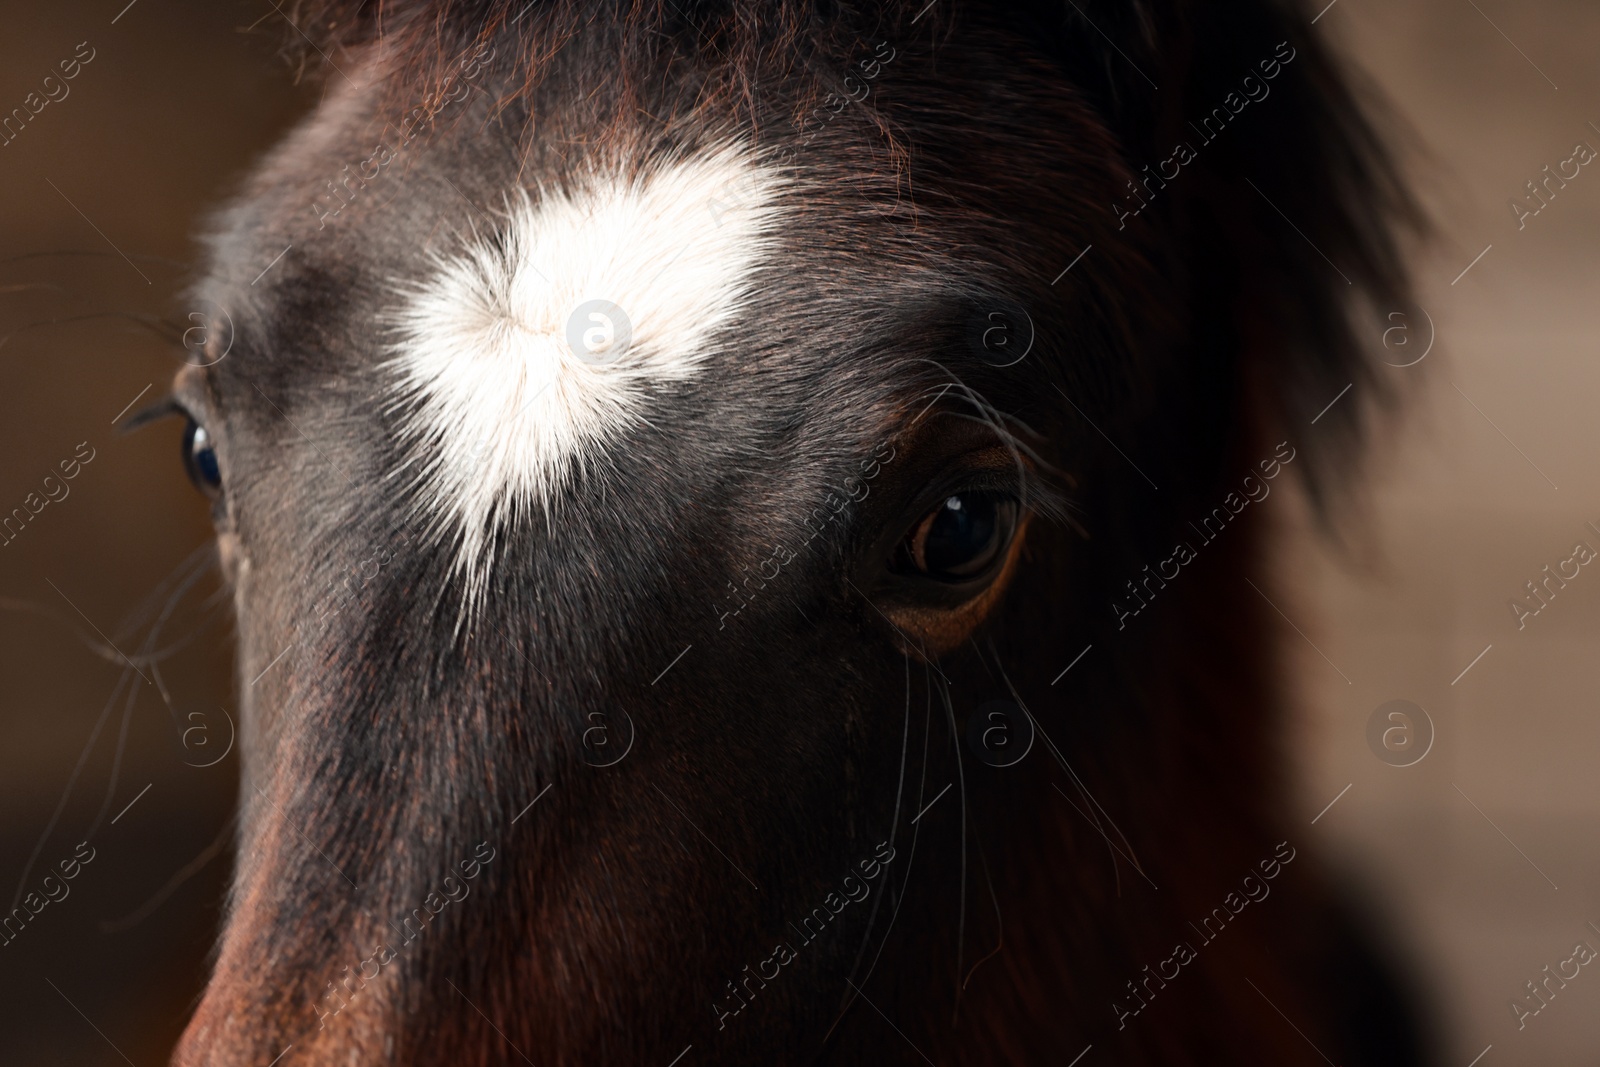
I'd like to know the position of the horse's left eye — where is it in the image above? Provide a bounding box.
[894,491,1019,582]
[182,418,223,497]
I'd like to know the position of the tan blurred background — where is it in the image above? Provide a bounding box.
[0,0,1595,1063]
[1292,2,1600,1065]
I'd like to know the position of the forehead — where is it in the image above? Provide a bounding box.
[362,141,790,584]
[189,43,1120,580]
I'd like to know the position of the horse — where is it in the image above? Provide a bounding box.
[163,0,1430,1062]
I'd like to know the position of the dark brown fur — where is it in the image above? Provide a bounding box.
[169,2,1427,1063]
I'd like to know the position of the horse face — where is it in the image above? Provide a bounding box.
[170,27,1126,1065]
[169,2,1411,1063]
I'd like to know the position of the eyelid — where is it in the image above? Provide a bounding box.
[119,394,187,433]
[915,449,1068,530]
[927,415,1076,526]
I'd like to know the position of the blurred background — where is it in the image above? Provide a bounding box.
[0,0,1595,1062]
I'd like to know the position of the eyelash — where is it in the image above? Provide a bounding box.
[120,394,187,433]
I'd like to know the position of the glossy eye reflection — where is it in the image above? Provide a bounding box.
[182,418,222,496]
[895,491,1019,582]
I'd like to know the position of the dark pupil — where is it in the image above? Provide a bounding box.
[923,493,999,576]
[185,421,221,489]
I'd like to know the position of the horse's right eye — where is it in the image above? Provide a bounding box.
[182,418,223,498]
[894,491,1019,583]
